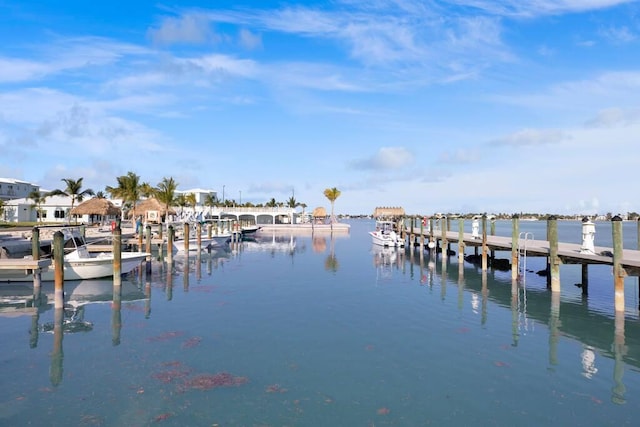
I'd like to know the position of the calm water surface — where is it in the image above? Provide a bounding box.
[1,219,639,426]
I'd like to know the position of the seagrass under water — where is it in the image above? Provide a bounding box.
[0,219,638,426]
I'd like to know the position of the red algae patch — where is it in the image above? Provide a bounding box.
[181,336,202,349]
[265,384,287,393]
[180,372,248,391]
[146,331,185,343]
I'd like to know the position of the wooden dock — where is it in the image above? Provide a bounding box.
[401,215,639,312]
[0,258,52,274]
[419,230,640,272]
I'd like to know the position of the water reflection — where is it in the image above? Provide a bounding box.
[400,246,640,406]
[371,245,403,284]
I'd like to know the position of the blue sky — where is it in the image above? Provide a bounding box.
[1,0,639,216]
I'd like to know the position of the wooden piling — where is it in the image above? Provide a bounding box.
[113,224,122,288]
[446,216,451,254]
[184,222,190,252]
[31,227,42,305]
[581,263,589,296]
[145,225,152,275]
[197,222,202,251]
[441,216,448,260]
[458,218,464,264]
[481,214,488,271]
[511,214,519,281]
[490,218,496,261]
[137,227,143,251]
[31,227,40,260]
[53,231,64,309]
[167,225,174,264]
[612,215,625,312]
[548,215,560,292]
[429,218,436,248]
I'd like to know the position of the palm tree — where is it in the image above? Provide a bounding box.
[203,193,216,217]
[140,182,155,198]
[155,177,178,223]
[49,178,95,224]
[323,187,341,224]
[175,194,188,217]
[28,190,48,223]
[286,196,299,209]
[95,191,106,199]
[106,172,141,222]
[265,198,277,208]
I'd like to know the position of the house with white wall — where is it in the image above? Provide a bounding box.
[0,178,39,202]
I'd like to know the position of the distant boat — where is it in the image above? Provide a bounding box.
[241,225,261,235]
[369,220,405,248]
[0,228,149,282]
[172,233,234,252]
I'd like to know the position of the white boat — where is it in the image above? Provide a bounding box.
[0,228,149,282]
[241,225,261,235]
[369,220,405,248]
[172,235,217,252]
[172,230,237,252]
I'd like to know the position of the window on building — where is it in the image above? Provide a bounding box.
[54,209,65,219]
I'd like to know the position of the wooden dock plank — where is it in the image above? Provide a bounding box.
[418,230,640,270]
[0,258,51,270]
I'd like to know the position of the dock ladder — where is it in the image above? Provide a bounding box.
[518,232,533,283]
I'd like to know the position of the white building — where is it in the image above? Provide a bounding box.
[0,178,39,202]
[176,188,218,206]
[2,194,77,223]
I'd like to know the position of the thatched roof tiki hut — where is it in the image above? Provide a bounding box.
[131,197,177,223]
[70,198,121,225]
[312,207,327,224]
[372,206,405,220]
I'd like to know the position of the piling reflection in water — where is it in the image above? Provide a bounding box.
[399,244,639,406]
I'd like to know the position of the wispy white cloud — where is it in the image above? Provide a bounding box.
[238,29,263,50]
[488,128,569,146]
[0,37,149,83]
[598,25,637,43]
[443,0,636,17]
[585,107,640,127]
[148,14,217,45]
[350,146,415,170]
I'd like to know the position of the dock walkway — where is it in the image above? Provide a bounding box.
[423,230,640,271]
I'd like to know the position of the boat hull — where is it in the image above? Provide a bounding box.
[369,231,405,248]
[0,252,148,282]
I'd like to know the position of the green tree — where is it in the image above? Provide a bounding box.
[286,196,299,208]
[265,198,277,208]
[28,190,48,223]
[155,177,178,222]
[203,193,217,218]
[139,182,155,198]
[106,171,141,222]
[185,193,196,208]
[175,193,188,216]
[49,178,95,224]
[323,187,341,223]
